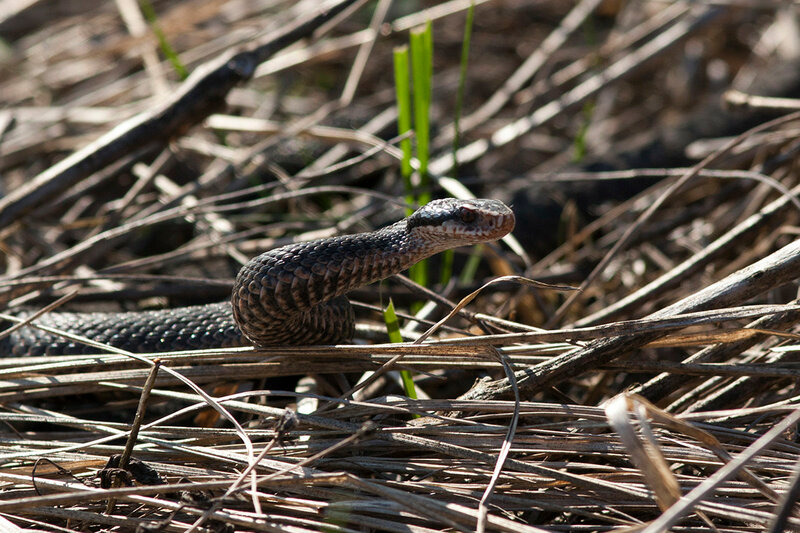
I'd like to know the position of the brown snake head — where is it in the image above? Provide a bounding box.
[404,198,515,253]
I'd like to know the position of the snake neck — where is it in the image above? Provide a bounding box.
[231,220,434,335]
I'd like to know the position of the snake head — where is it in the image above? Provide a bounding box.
[405,198,515,249]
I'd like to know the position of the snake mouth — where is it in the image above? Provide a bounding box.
[475,203,515,241]
[495,212,515,237]
[473,214,513,241]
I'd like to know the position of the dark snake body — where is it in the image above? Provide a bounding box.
[1,199,514,356]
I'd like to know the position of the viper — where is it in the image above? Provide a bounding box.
[2,198,514,355]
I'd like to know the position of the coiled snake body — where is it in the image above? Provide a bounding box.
[2,199,514,356]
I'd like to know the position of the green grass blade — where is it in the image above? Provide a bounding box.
[393,45,413,201]
[437,6,476,288]
[383,299,418,401]
[458,245,484,285]
[572,100,594,162]
[409,22,434,292]
[439,249,454,286]
[409,257,428,292]
[410,22,432,194]
[452,2,475,176]
[138,0,188,80]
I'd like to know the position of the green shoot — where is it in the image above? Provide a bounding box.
[442,4,476,287]
[138,0,188,80]
[439,243,454,287]
[459,245,484,285]
[572,100,594,162]
[393,45,413,205]
[383,299,418,403]
[395,23,435,298]
[452,1,475,176]
[408,23,434,293]
[409,21,432,205]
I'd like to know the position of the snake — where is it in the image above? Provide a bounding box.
[1,199,514,356]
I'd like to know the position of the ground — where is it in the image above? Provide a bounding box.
[1,1,799,531]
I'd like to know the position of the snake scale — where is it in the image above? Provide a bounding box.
[1,199,514,356]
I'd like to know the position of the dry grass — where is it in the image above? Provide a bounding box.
[1,1,800,531]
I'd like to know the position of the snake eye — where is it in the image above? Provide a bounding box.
[459,207,477,224]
